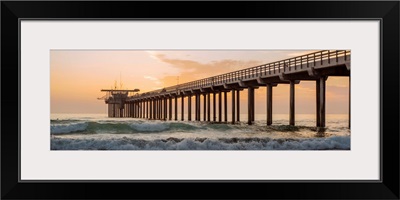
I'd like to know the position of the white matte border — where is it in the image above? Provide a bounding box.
[21,21,380,180]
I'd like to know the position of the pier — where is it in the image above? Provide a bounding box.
[100,50,350,128]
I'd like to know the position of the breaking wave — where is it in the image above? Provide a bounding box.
[50,120,325,135]
[51,136,350,150]
[51,122,89,134]
[50,121,237,134]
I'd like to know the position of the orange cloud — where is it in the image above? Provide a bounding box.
[153,53,263,87]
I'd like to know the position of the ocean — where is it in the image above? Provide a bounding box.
[50,113,350,150]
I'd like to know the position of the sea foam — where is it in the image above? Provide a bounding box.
[129,123,170,132]
[51,136,350,150]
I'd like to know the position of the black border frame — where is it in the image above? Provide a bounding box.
[2,1,399,199]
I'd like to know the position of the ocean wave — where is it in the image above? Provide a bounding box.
[51,136,350,150]
[51,122,88,134]
[50,121,205,134]
[50,120,348,137]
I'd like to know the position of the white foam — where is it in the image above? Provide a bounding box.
[51,136,350,150]
[129,123,170,132]
[50,122,88,134]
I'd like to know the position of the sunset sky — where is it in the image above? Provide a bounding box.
[50,50,350,114]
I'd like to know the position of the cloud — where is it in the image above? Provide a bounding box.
[143,75,157,81]
[145,51,164,63]
[144,75,162,85]
[151,54,263,86]
[286,51,316,57]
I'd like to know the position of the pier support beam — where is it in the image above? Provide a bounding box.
[290,81,295,126]
[349,76,351,129]
[115,104,117,117]
[248,87,255,125]
[194,94,198,121]
[141,101,143,118]
[198,94,201,121]
[164,98,167,120]
[197,94,201,121]
[134,102,136,118]
[237,90,240,122]
[175,96,178,121]
[224,91,227,122]
[154,100,157,119]
[195,94,199,121]
[132,102,136,118]
[169,97,172,120]
[203,94,206,121]
[123,104,126,117]
[319,77,326,127]
[131,103,133,118]
[153,100,156,119]
[159,99,162,119]
[143,101,145,118]
[152,100,155,119]
[207,93,211,121]
[213,93,216,121]
[267,84,273,126]
[137,102,139,118]
[181,96,184,121]
[133,102,136,118]
[231,90,235,124]
[138,102,141,118]
[149,101,152,119]
[316,80,320,127]
[156,99,159,119]
[140,101,142,118]
[158,99,160,119]
[188,95,192,121]
[218,92,222,122]
[156,99,158,119]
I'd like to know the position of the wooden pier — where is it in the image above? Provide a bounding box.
[101,50,350,128]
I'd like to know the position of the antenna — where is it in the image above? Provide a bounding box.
[177,76,179,85]
[120,72,123,90]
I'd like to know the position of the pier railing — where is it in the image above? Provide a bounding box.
[133,50,350,98]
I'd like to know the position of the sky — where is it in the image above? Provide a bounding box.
[50,50,350,114]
